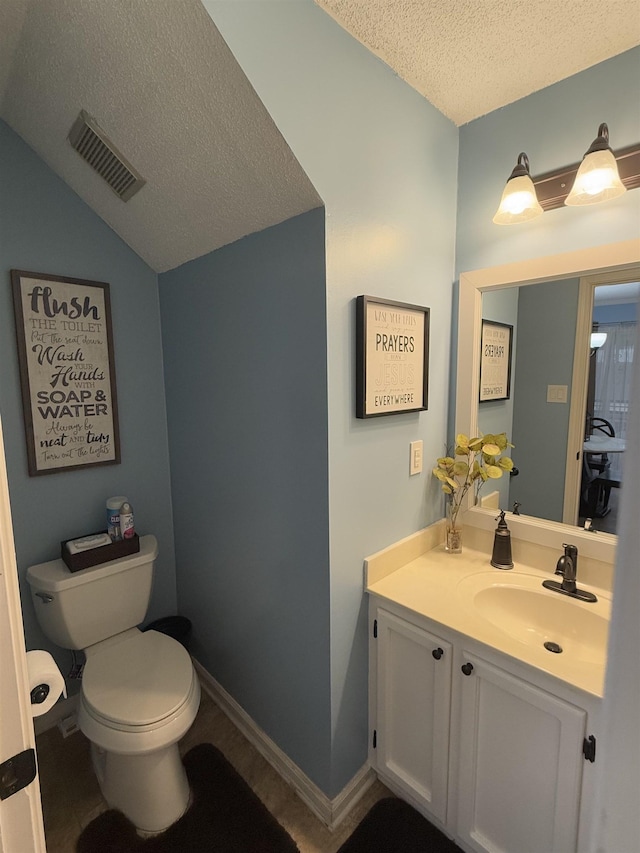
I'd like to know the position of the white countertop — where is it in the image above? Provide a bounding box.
[366,542,610,698]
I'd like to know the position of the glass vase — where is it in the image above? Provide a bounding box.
[445,504,463,554]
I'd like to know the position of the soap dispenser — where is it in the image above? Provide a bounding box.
[491,509,514,570]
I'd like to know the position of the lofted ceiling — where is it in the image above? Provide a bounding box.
[0,0,638,273]
[0,0,322,273]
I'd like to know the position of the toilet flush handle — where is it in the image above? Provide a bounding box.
[35,592,54,604]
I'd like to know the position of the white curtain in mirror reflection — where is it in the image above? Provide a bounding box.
[593,321,636,441]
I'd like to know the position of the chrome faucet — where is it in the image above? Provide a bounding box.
[542,543,598,603]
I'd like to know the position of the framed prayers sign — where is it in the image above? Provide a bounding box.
[480,319,513,402]
[356,295,429,418]
[11,270,121,476]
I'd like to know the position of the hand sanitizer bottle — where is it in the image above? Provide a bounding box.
[120,501,135,539]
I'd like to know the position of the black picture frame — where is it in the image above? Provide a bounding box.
[479,319,513,402]
[11,269,121,475]
[356,295,429,418]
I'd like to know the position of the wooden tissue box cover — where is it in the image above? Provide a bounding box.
[61,532,140,573]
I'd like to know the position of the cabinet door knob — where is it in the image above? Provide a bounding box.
[432,647,444,660]
[461,662,474,676]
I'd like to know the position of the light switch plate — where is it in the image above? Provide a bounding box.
[410,440,423,475]
[547,384,568,403]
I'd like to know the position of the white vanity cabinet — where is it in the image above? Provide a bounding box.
[372,608,452,824]
[456,652,586,853]
[370,599,598,853]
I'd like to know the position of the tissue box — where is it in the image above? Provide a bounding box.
[61,532,140,572]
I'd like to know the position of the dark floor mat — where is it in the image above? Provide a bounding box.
[76,742,299,853]
[337,797,462,853]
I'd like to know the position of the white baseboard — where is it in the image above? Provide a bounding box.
[192,659,376,830]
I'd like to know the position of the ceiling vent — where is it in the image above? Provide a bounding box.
[68,110,146,202]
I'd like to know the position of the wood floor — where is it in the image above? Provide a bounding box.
[36,685,391,853]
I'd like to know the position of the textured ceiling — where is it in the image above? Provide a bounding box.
[0,1,638,273]
[315,0,640,125]
[0,0,321,273]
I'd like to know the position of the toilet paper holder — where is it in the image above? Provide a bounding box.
[30,683,51,705]
[26,649,67,716]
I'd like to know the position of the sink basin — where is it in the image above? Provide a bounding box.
[457,572,610,665]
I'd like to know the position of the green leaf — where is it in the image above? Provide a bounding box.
[486,465,503,479]
[493,433,508,450]
[482,442,501,456]
[431,433,512,485]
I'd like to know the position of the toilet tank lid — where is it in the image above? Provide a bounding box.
[26,534,158,593]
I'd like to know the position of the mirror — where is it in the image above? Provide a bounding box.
[477,278,638,534]
[456,238,640,556]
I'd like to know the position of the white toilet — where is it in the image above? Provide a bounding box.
[27,534,200,834]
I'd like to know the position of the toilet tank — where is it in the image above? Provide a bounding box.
[26,535,158,650]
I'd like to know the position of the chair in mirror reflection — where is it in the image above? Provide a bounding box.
[581,415,624,522]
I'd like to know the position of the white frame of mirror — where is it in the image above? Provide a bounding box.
[456,238,640,566]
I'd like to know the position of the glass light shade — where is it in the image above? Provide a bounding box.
[492,174,543,224]
[590,332,607,349]
[565,148,626,206]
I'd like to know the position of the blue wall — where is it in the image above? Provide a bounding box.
[479,288,520,509]
[0,120,176,676]
[206,0,459,795]
[510,280,580,521]
[480,280,583,520]
[594,303,637,323]
[158,207,332,791]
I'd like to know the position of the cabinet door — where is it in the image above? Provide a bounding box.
[457,653,586,853]
[375,609,452,823]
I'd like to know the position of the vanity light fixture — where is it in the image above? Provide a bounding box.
[494,123,640,222]
[531,123,640,212]
[564,123,626,206]
[492,152,543,225]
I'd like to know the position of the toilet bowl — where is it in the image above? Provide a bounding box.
[79,629,201,832]
[26,535,201,834]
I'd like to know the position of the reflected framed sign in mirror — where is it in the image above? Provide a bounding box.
[480,320,512,402]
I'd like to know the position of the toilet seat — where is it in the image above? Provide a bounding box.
[82,630,194,727]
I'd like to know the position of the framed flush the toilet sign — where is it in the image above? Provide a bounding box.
[356,295,429,418]
[11,270,121,476]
